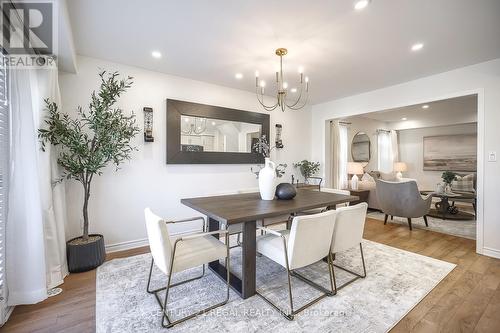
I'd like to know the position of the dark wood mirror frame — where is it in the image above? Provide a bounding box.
[166,99,270,164]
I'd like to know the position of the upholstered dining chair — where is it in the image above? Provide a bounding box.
[144,208,230,328]
[375,179,432,230]
[330,203,368,292]
[255,210,337,320]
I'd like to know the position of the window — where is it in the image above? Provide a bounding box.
[0,54,9,324]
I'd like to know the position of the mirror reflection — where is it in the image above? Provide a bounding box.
[351,132,371,163]
[180,116,262,153]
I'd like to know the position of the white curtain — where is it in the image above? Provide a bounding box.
[330,121,349,189]
[34,68,68,289]
[6,66,67,305]
[378,130,399,173]
[6,69,47,305]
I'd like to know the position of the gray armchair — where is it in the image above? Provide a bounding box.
[375,179,432,230]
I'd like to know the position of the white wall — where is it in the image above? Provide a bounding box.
[398,123,477,189]
[311,58,500,258]
[59,56,312,250]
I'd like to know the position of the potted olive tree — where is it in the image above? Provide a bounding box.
[39,71,139,273]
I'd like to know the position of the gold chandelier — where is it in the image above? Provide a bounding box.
[255,48,309,112]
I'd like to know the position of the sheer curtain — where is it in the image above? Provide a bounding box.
[330,121,349,189]
[7,69,47,305]
[6,65,67,305]
[377,130,399,173]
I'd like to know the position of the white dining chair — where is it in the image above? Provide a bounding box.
[330,202,368,292]
[144,208,230,328]
[255,210,337,320]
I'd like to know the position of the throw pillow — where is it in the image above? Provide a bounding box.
[361,172,375,182]
[380,171,396,181]
[452,174,475,192]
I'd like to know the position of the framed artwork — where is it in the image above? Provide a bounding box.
[423,134,477,171]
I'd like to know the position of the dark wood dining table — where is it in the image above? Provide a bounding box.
[181,189,359,299]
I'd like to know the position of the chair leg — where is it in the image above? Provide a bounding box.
[407,218,413,230]
[332,243,367,291]
[384,214,388,225]
[147,258,206,294]
[255,243,332,320]
[423,215,429,227]
[391,215,394,220]
[148,258,228,328]
[291,252,337,296]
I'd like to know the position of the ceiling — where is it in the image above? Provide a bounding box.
[346,94,478,131]
[360,94,478,123]
[66,0,500,104]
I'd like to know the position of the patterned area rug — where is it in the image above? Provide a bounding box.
[367,210,476,240]
[96,240,455,332]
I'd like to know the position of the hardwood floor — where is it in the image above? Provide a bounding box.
[2,218,499,333]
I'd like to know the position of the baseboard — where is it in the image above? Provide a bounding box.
[482,246,500,259]
[105,228,201,253]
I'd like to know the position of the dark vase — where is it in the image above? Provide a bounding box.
[275,183,297,200]
[66,234,106,273]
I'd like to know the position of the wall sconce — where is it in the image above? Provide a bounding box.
[275,124,283,148]
[143,107,154,142]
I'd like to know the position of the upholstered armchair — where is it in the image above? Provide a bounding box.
[375,179,432,230]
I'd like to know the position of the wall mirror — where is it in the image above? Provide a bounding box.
[167,99,270,164]
[351,132,371,164]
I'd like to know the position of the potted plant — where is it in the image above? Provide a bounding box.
[293,160,320,183]
[38,71,139,273]
[441,171,457,193]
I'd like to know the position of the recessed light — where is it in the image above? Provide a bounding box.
[235,73,243,79]
[290,88,297,93]
[151,51,162,59]
[422,104,429,109]
[401,117,407,121]
[354,0,370,10]
[411,43,424,51]
[211,121,216,126]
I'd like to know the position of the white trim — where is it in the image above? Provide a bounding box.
[104,228,201,253]
[482,247,500,259]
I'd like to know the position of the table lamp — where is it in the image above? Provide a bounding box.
[394,162,407,180]
[347,162,364,190]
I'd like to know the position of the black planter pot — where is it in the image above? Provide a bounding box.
[67,234,106,273]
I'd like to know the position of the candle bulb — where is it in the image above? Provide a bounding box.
[255,76,259,87]
[300,72,303,83]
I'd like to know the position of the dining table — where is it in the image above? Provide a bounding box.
[181,189,359,299]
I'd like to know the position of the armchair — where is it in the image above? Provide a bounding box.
[375,179,432,230]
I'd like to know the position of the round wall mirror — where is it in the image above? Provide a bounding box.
[351,132,371,164]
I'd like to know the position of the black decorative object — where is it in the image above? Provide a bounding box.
[144,107,154,142]
[275,124,283,148]
[275,183,297,200]
[66,234,105,273]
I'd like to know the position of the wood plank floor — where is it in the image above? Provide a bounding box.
[1,218,500,333]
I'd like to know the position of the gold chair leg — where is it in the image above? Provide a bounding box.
[332,243,367,291]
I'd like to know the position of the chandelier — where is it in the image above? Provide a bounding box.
[255,48,309,112]
[181,116,207,135]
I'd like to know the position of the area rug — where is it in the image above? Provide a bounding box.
[96,240,455,333]
[367,210,476,240]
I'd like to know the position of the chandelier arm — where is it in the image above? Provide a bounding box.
[255,88,279,111]
[287,94,309,110]
[285,81,305,108]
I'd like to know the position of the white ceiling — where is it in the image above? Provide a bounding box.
[66,0,500,104]
[349,94,478,130]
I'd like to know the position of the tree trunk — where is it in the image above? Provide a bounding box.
[82,182,90,241]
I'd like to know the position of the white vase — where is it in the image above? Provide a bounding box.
[258,158,276,200]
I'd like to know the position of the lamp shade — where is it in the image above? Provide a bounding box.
[347,162,364,175]
[394,162,407,172]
